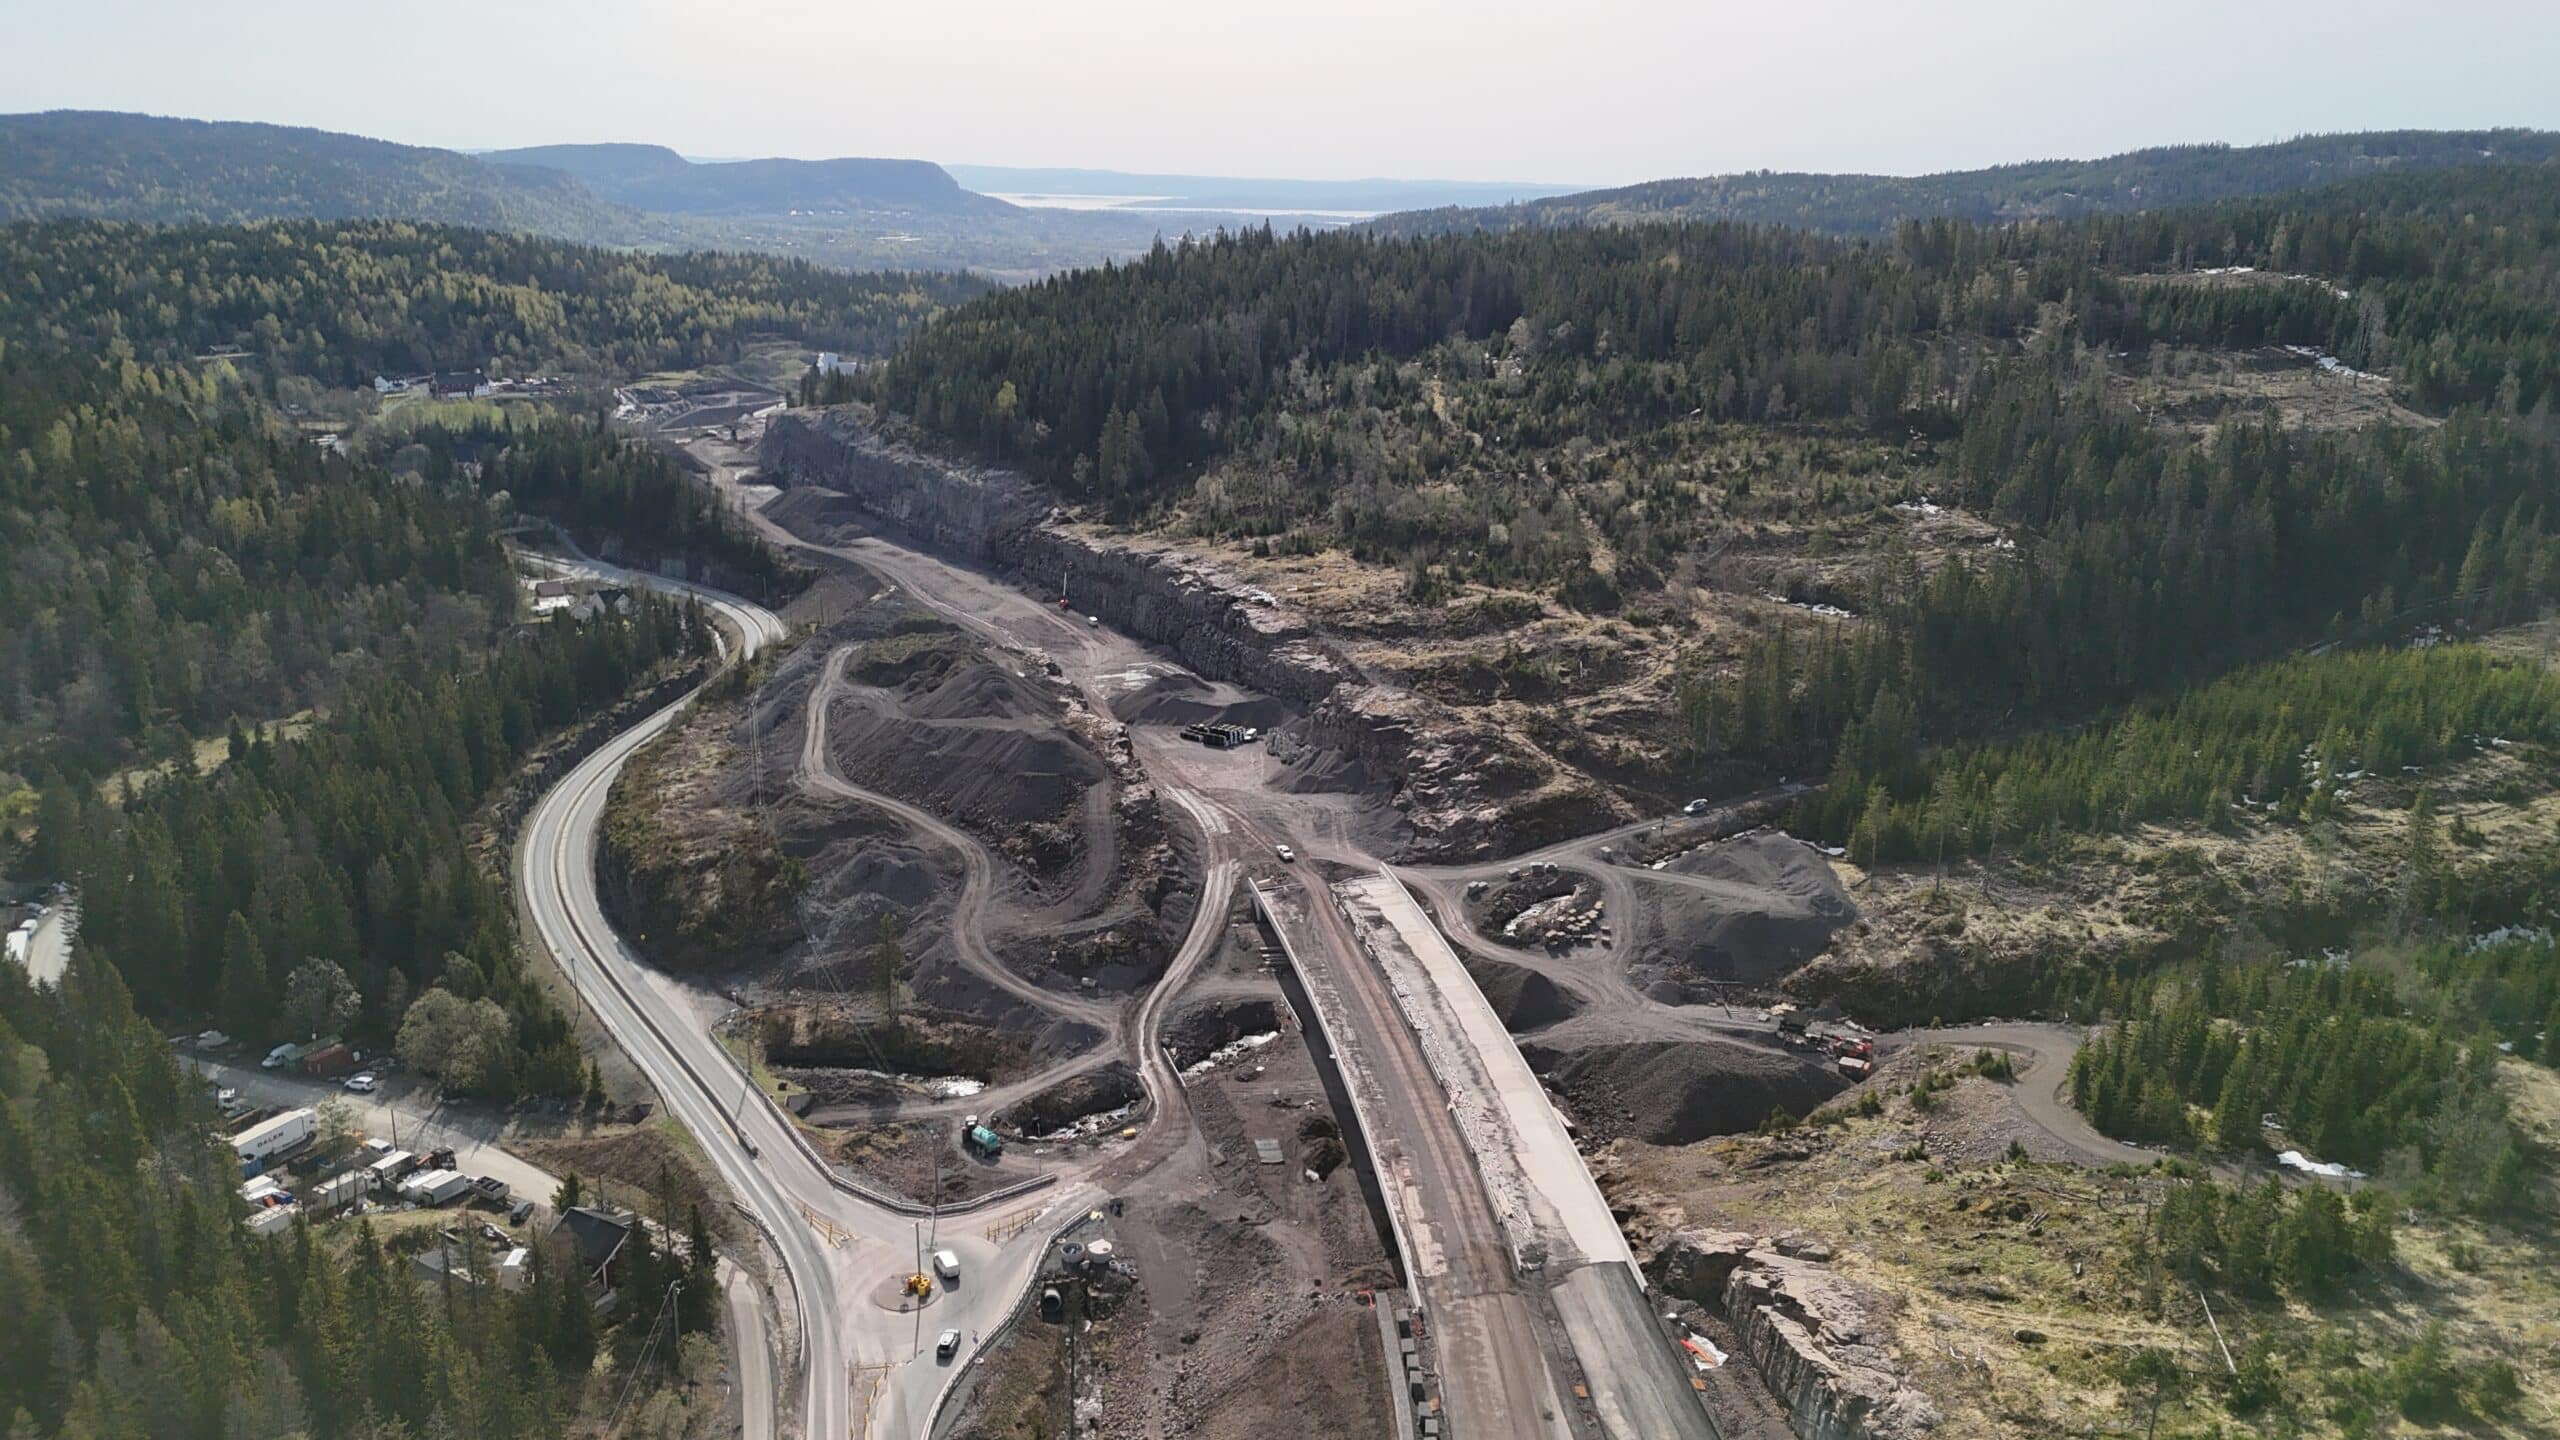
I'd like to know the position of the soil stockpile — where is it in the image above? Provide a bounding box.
[1522,1034,1847,1145]
[1463,953,1585,1032]
[1102,663,1292,730]
[1631,833,1856,984]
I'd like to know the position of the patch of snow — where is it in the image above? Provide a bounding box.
[1181,1030,1280,1079]
[2468,925,2549,951]
[1894,498,1945,516]
[2281,344,2382,382]
[840,1068,984,1099]
[1765,593,1854,619]
[2277,1149,2367,1181]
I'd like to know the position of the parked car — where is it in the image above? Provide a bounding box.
[343,1072,378,1093]
[260,1043,296,1069]
[1683,798,1711,815]
[215,1086,240,1108]
[195,1029,231,1050]
[508,1199,536,1226]
[935,1328,962,1361]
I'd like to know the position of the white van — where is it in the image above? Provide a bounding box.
[932,1249,961,1282]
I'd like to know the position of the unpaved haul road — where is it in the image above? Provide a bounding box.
[800,645,1116,1030]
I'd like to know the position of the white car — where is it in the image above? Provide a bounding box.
[261,1043,295,1069]
[1683,798,1711,815]
[1275,844,1296,863]
[343,1073,379,1094]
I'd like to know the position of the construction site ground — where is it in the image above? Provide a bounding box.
[940,894,1398,1440]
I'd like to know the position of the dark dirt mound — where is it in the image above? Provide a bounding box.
[1105,665,1292,730]
[1626,836,1857,985]
[826,693,1107,828]
[1520,1037,1846,1145]
[1166,997,1287,1067]
[1269,734,1377,796]
[1463,954,1584,1032]
[996,1060,1144,1138]
[1668,833,1857,907]
[906,660,1060,721]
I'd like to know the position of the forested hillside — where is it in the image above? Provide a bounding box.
[0,219,986,383]
[0,952,722,1437]
[0,220,932,780]
[0,111,640,235]
[0,215,852,1072]
[1366,129,2560,238]
[27,595,709,1097]
[0,346,514,777]
[871,168,2560,771]
[0,111,1211,278]
[482,143,1002,217]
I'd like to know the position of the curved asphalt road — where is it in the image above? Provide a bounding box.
[515,558,1112,1440]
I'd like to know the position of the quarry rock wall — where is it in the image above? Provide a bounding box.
[1652,1229,1942,1440]
[761,410,1352,706]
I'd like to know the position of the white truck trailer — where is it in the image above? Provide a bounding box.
[233,1108,316,1172]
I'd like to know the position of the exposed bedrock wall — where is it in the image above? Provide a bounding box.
[760,409,1352,705]
[1651,1229,1943,1440]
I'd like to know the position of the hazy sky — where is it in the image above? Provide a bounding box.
[16,0,2560,184]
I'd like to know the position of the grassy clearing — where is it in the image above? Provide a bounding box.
[99,709,318,801]
[1619,1056,2560,1436]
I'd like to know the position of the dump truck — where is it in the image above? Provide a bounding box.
[1838,1054,1875,1080]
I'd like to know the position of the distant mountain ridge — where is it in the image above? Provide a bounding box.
[0,111,642,236]
[483,142,1006,217]
[1368,130,2560,238]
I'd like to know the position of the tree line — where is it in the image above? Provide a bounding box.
[1693,376,2560,776]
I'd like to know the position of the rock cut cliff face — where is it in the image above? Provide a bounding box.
[759,408,1631,859]
[761,408,1350,701]
[1651,1229,1942,1440]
